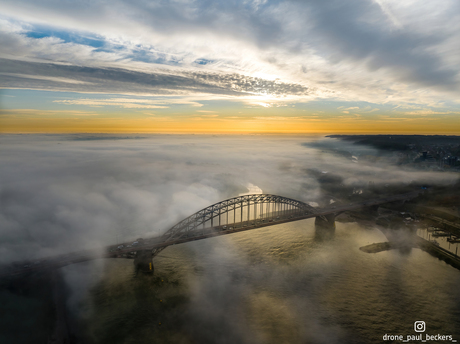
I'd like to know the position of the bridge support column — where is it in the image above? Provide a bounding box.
[134,250,154,275]
[315,213,336,241]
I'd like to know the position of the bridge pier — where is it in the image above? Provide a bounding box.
[314,213,336,241]
[134,250,154,275]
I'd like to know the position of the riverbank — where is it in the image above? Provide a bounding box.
[349,217,460,271]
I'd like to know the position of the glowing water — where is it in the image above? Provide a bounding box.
[69,221,460,344]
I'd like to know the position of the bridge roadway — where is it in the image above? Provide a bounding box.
[0,191,421,278]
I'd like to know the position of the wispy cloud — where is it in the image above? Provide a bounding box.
[0,58,311,100]
[53,98,205,109]
[0,72,90,85]
[404,109,454,116]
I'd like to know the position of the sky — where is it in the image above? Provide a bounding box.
[0,0,460,133]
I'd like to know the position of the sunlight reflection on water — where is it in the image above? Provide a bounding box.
[71,221,460,344]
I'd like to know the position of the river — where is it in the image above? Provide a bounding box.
[63,220,460,344]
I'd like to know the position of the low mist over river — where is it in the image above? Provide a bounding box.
[1,134,459,343]
[65,220,460,344]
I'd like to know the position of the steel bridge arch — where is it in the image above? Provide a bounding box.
[152,194,317,256]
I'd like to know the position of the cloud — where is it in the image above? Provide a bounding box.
[0,58,311,99]
[53,98,204,109]
[0,108,101,116]
[1,133,457,264]
[0,0,459,108]
[253,116,305,121]
[298,0,459,90]
[0,72,90,85]
[404,109,453,116]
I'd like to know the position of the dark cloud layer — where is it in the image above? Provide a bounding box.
[0,58,310,97]
[300,0,458,89]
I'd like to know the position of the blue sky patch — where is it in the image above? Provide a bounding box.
[25,25,105,48]
[195,59,213,65]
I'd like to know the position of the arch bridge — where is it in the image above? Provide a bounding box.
[129,191,419,272]
[1,191,421,277]
[151,194,318,258]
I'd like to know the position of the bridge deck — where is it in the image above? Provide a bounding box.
[0,191,421,278]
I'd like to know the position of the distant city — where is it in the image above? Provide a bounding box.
[329,135,460,171]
